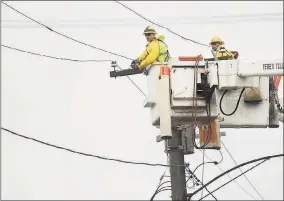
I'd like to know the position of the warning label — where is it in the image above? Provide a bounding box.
[263,63,283,70]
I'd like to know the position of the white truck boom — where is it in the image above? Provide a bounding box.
[109,56,283,148]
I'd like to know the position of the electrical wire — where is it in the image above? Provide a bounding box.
[150,155,170,200]
[2,44,146,97]
[201,150,257,200]
[117,65,147,97]
[1,1,133,61]
[190,150,223,200]
[1,1,148,99]
[219,88,245,116]
[192,161,218,176]
[186,167,217,200]
[1,127,186,168]
[191,56,212,149]
[198,159,268,200]
[2,44,113,62]
[188,153,284,199]
[200,150,205,200]
[150,188,172,200]
[186,167,199,189]
[221,141,264,200]
[192,150,223,179]
[114,0,210,47]
[191,58,206,149]
[218,150,224,164]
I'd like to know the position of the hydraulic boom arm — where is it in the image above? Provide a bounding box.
[237,59,283,77]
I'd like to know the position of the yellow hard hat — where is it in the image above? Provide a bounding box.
[143,26,157,34]
[209,36,224,45]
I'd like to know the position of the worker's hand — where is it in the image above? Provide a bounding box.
[130,63,138,70]
[130,59,139,70]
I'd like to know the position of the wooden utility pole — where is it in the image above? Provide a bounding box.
[166,128,187,200]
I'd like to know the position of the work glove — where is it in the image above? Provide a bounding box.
[130,62,138,70]
[130,59,140,70]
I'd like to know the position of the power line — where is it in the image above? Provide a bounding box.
[1,2,146,98]
[200,150,206,200]
[150,164,170,200]
[2,44,146,97]
[188,153,284,199]
[117,65,146,97]
[192,161,218,176]
[200,150,258,200]
[1,127,187,168]
[186,166,217,200]
[2,44,146,96]
[1,1,133,61]
[2,44,113,63]
[113,0,210,47]
[221,141,265,200]
[199,159,268,200]
[150,188,171,200]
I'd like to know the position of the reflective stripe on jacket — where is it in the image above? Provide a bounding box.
[137,39,170,69]
[216,45,234,60]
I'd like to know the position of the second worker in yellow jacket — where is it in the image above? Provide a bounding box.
[131,26,170,70]
[209,36,236,60]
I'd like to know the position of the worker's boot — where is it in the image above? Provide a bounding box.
[244,88,263,103]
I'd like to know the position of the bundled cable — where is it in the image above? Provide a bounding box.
[150,156,171,200]
[187,153,284,200]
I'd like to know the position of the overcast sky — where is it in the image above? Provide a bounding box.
[1,1,283,200]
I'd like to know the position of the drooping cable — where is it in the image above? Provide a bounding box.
[1,1,133,61]
[219,88,245,116]
[1,127,186,168]
[192,161,218,176]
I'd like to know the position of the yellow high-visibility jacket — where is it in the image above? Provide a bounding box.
[215,45,235,60]
[137,35,170,69]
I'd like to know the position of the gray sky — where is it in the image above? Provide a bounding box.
[1,1,283,200]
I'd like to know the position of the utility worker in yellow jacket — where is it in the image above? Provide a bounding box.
[131,26,170,70]
[209,36,236,60]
